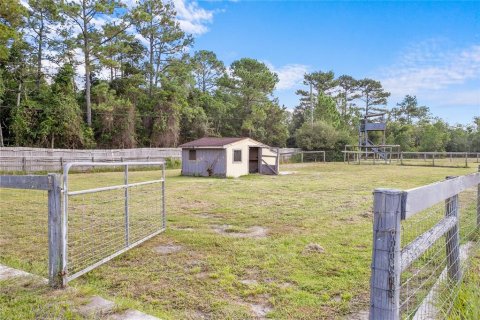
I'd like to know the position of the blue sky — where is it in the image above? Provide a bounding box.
[178,0,480,125]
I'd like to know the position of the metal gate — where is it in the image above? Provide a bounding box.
[62,162,166,284]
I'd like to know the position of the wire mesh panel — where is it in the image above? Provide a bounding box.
[0,187,48,277]
[400,187,479,319]
[63,162,166,282]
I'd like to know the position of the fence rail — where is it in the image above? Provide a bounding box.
[369,168,480,319]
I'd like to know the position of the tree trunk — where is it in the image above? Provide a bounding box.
[16,83,22,108]
[37,14,44,92]
[0,120,4,147]
[83,4,92,126]
[148,36,154,97]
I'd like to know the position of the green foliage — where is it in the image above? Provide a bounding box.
[92,81,136,148]
[0,0,26,60]
[295,121,351,152]
[390,95,429,124]
[416,120,450,152]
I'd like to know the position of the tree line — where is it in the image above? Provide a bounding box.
[1,0,479,153]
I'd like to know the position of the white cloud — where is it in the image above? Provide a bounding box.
[172,0,215,35]
[265,62,309,90]
[379,40,480,97]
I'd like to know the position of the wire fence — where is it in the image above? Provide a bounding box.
[343,150,480,168]
[400,187,478,319]
[64,162,166,283]
[0,162,166,287]
[279,150,326,163]
[369,169,480,319]
[400,152,480,168]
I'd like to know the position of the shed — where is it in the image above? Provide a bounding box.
[179,137,279,178]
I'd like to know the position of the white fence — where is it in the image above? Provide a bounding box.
[0,147,181,172]
[369,168,480,319]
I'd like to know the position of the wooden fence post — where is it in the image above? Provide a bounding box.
[48,173,66,288]
[465,152,468,168]
[369,189,403,320]
[445,176,461,282]
[400,152,403,165]
[275,148,280,174]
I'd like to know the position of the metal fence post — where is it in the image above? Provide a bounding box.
[124,165,129,246]
[370,189,403,320]
[477,166,480,228]
[48,173,66,288]
[162,163,166,229]
[445,176,461,282]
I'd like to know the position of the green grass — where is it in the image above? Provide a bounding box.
[448,247,480,320]
[0,163,477,319]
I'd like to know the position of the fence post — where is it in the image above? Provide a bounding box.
[400,152,403,165]
[465,152,468,168]
[301,152,303,163]
[162,163,166,229]
[477,166,480,228]
[323,151,326,163]
[432,153,435,167]
[276,148,280,173]
[445,176,461,282]
[48,173,66,288]
[124,165,129,246]
[370,189,403,320]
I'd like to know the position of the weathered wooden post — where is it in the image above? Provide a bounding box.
[400,152,403,165]
[323,151,326,163]
[465,152,468,168]
[48,173,66,288]
[445,176,461,282]
[275,148,280,174]
[301,152,304,163]
[369,189,403,320]
[432,153,435,167]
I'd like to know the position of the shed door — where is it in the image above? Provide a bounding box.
[249,147,259,173]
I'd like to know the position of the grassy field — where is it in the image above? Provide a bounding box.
[0,163,478,319]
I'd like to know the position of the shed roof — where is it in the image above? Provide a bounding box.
[179,137,266,149]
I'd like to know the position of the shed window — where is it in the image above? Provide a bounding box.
[233,150,242,162]
[189,149,197,160]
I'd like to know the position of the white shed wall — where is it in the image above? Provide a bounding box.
[225,143,250,178]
